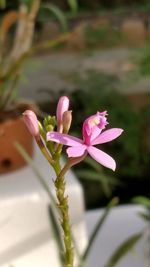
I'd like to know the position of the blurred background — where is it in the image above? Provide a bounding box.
[0,0,150,209]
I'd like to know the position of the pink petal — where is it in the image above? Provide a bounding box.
[91,128,123,146]
[47,132,83,146]
[56,96,69,122]
[90,126,102,142]
[87,146,116,171]
[23,110,39,137]
[67,145,87,157]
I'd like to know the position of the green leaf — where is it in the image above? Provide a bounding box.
[67,0,78,14]
[40,4,68,32]
[133,196,150,208]
[138,212,150,222]
[104,233,142,267]
[83,197,119,261]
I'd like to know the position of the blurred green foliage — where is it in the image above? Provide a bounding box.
[136,42,150,76]
[1,0,150,12]
[84,24,123,49]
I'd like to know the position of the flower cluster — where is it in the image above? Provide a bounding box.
[23,95,123,267]
[23,96,123,171]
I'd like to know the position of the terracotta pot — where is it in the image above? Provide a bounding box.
[0,116,33,174]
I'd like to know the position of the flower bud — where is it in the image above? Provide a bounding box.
[46,125,54,132]
[44,116,56,129]
[23,110,39,138]
[56,96,69,132]
[62,110,72,133]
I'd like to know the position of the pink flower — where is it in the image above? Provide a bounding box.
[23,110,39,138]
[47,112,123,171]
[56,96,69,132]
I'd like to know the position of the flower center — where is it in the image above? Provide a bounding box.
[89,117,100,127]
[82,111,108,145]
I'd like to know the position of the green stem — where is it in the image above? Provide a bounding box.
[52,154,87,267]
[53,160,74,267]
[35,136,54,165]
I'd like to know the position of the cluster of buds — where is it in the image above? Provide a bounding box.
[23,95,123,171]
[23,96,72,162]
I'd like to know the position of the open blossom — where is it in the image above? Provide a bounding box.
[23,110,39,138]
[56,96,69,132]
[47,112,123,171]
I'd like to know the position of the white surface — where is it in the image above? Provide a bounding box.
[85,205,148,267]
[0,144,87,267]
[0,144,148,267]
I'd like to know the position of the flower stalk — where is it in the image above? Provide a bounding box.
[53,159,74,267]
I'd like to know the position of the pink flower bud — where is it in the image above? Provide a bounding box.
[62,110,72,133]
[56,96,69,132]
[23,110,39,138]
